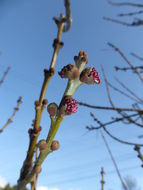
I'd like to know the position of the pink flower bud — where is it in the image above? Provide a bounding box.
[58,64,79,80]
[60,97,78,116]
[80,67,101,84]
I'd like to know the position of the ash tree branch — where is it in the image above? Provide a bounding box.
[0,96,22,133]
[108,42,143,82]
[103,17,143,27]
[0,66,10,87]
[87,113,143,147]
[64,0,72,32]
[78,102,143,113]
[118,10,143,17]
[134,145,143,167]
[100,131,128,190]
[114,77,143,105]
[102,64,143,128]
[107,78,143,105]
[89,112,140,130]
[107,0,143,8]
[131,52,143,62]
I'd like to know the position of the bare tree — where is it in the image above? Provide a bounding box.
[0,65,22,133]
[78,0,143,167]
[104,0,143,27]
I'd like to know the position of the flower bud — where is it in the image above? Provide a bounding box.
[37,140,47,152]
[28,128,33,136]
[35,100,40,107]
[80,67,100,84]
[60,97,78,116]
[47,103,58,117]
[74,51,88,65]
[58,64,79,80]
[51,140,60,151]
[42,99,48,106]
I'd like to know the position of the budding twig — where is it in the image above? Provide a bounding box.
[108,42,143,82]
[100,131,128,190]
[107,0,143,8]
[0,66,10,87]
[0,96,22,133]
[134,145,143,167]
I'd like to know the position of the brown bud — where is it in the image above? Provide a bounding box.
[35,100,40,107]
[44,68,49,74]
[134,145,140,151]
[51,140,60,151]
[28,128,33,135]
[47,103,58,117]
[49,68,55,76]
[38,140,47,151]
[42,99,48,106]
[34,126,42,135]
[53,38,59,47]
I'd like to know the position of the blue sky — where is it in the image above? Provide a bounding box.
[0,0,143,190]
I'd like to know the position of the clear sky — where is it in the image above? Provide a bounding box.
[0,0,143,190]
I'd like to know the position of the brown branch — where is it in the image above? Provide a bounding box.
[101,167,105,190]
[100,131,128,190]
[115,77,143,104]
[64,0,72,32]
[134,145,143,167]
[0,66,10,87]
[107,78,142,104]
[87,113,143,146]
[118,10,143,17]
[107,0,143,8]
[103,17,143,27]
[89,112,140,130]
[115,66,143,72]
[0,96,22,133]
[131,52,143,62]
[108,42,143,82]
[78,102,143,113]
[102,64,143,127]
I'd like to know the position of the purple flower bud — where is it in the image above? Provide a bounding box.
[60,97,78,115]
[80,67,101,84]
[59,64,79,80]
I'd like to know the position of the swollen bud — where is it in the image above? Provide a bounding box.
[42,99,48,106]
[51,140,60,151]
[58,64,79,80]
[80,67,100,84]
[47,103,58,117]
[37,140,47,152]
[60,96,78,116]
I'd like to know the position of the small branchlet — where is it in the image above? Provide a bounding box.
[0,96,22,133]
[134,145,143,167]
[0,66,10,87]
[104,1,143,27]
